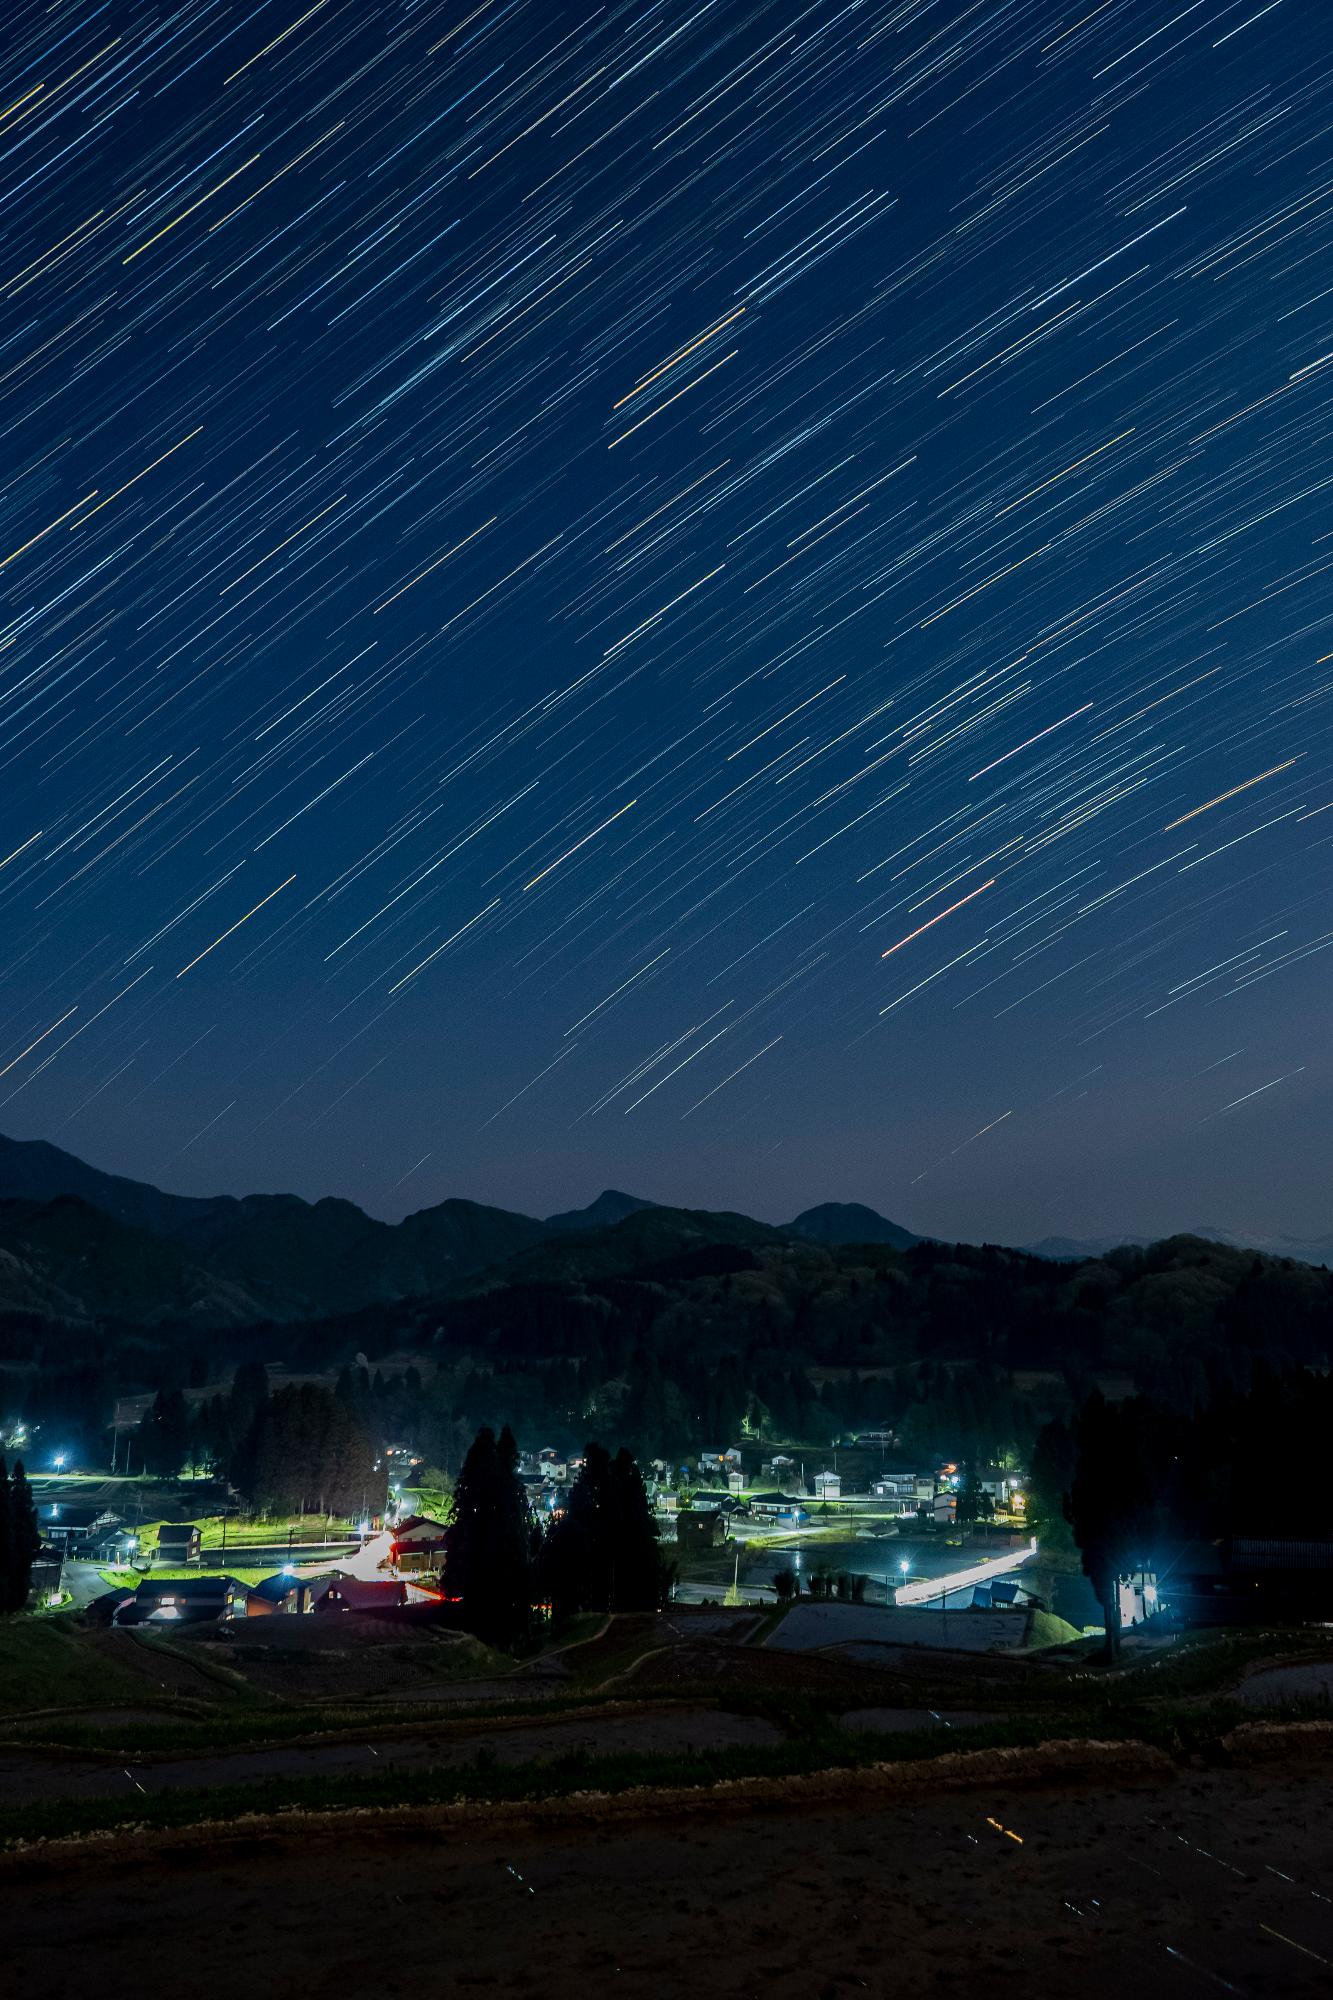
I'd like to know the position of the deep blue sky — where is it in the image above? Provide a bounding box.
[1,0,1331,1242]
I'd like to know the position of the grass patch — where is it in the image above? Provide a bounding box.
[96,1567,278,1590]
[0,1616,148,1711]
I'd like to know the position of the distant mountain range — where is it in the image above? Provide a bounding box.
[0,1129,1325,1330]
[1023,1225,1333,1265]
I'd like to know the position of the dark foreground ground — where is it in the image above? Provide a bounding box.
[5,1754,1332,1999]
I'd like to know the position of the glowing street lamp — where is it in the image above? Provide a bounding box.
[53,1453,66,1470]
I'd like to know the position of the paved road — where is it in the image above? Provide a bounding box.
[62,1560,113,1610]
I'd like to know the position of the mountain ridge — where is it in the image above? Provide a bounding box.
[0,1130,1323,1332]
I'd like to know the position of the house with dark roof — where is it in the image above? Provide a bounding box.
[748,1491,809,1523]
[246,1571,334,1616]
[676,1507,728,1552]
[155,1523,202,1565]
[311,1577,411,1613]
[115,1575,250,1625]
[36,1501,118,1551]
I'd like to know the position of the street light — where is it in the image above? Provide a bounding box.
[53,1453,66,1469]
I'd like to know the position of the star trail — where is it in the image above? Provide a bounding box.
[1,0,1330,1241]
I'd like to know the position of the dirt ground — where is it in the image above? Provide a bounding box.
[6,1757,1333,1998]
[0,1704,782,1804]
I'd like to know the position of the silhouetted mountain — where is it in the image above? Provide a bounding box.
[0,1132,218,1237]
[173,1192,549,1319]
[2,1129,1327,1338]
[786,1202,918,1249]
[0,1136,556,1323]
[1026,1225,1333,1267]
[544,1188,659,1233]
[0,1196,268,1326]
[1023,1233,1150,1262]
[469,1204,780,1290]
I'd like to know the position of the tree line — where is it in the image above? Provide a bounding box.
[138,1364,386,1518]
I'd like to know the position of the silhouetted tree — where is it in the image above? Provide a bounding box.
[1067,1394,1169,1660]
[138,1388,190,1477]
[1028,1417,1077,1548]
[0,1459,41,1614]
[444,1424,532,1643]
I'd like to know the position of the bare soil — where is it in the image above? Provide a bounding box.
[5,1752,1333,1997]
[0,1703,781,1805]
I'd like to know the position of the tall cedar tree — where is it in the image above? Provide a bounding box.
[608,1447,672,1610]
[1066,1393,1168,1660]
[138,1387,190,1478]
[538,1443,669,1621]
[444,1424,533,1644]
[1,1459,41,1613]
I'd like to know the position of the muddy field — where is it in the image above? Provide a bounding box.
[6,1753,1332,1998]
[0,1703,783,1805]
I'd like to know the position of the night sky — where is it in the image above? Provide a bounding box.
[1,0,1331,1244]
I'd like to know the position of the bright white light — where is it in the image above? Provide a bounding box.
[899,1559,910,1574]
[895,1541,1037,1607]
[53,1454,66,1469]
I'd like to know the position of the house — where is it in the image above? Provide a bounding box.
[749,1490,805,1518]
[91,1525,140,1565]
[116,1575,250,1625]
[676,1507,728,1552]
[870,1470,935,1510]
[35,1502,117,1551]
[814,1471,841,1502]
[391,1514,448,1569]
[312,1577,411,1613]
[763,1455,796,1481]
[727,1471,745,1495]
[155,1523,202,1565]
[980,1470,1026,1512]
[246,1571,333,1616]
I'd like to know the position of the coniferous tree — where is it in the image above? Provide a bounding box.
[229,1384,384,1518]
[607,1447,671,1611]
[538,1443,670,1619]
[443,1424,533,1643]
[2,1459,40,1613]
[138,1387,190,1477]
[1066,1393,1168,1661]
[0,1459,11,1612]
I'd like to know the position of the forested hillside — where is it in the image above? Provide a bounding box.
[6,1207,1328,1480]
